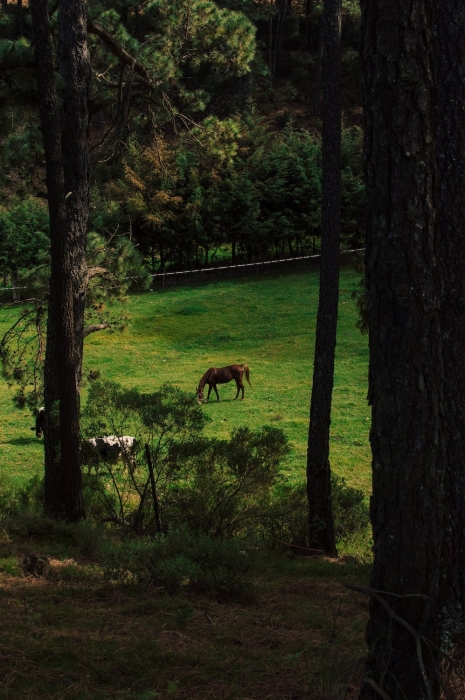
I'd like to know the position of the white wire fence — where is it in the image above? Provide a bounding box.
[0,247,365,297]
[149,247,364,287]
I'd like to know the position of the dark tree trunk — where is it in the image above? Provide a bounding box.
[269,13,273,82]
[30,0,88,521]
[306,0,341,557]
[56,0,90,519]
[313,12,324,118]
[360,1,445,697]
[16,0,23,37]
[58,0,90,388]
[304,0,312,51]
[433,2,465,623]
[273,0,288,80]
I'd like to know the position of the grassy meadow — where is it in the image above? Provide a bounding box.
[0,265,370,493]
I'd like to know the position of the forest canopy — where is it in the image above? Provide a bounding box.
[0,0,364,282]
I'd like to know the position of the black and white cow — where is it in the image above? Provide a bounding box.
[81,435,138,463]
[30,409,137,464]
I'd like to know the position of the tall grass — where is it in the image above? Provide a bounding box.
[0,266,370,492]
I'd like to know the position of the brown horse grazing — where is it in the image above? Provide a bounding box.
[196,364,251,403]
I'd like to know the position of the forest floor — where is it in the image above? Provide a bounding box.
[0,530,370,700]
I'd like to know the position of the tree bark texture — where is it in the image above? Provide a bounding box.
[306,0,341,557]
[361,1,444,697]
[58,0,90,388]
[432,1,465,628]
[56,0,90,520]
[30,0,88,520]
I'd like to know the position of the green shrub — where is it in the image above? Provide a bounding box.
[0,557,21,576]
[82,381,289,537]
[101,529,252,598]
[81,381,209,532]
[0,476,103,557]
[2,511,76,543]
[0,474,43,519]
[260,481,309,548]
[0,482,23,518]
[70,520,104,558]
[101,537,162,586]
[164,426,289,537]
[331,474,370,540]
[261,475,370,551]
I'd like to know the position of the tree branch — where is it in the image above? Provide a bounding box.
[87,18,160,92]
[83,323,108,338]
[362,677,393,700]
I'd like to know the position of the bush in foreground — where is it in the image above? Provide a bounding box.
[81,381,289,537]
[100,528,253,598]
[262,474,370,555]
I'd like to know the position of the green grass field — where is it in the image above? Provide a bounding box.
[0,266,373,700]
[0,265,371,493]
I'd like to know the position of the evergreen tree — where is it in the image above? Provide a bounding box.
[86,0,255,159]
[306,0,341,557]
[433,0,465,623]
[361,0,447,696]
[0,197,49,298]
[30,0,89,520]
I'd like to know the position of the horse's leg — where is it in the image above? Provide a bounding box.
[207,384,213,402]
[213,384,220,401]
[239,380,245,399]
[234,380,241,400]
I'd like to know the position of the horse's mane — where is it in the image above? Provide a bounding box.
[198,368,214,390]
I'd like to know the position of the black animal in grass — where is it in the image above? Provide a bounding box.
[196,364,251,404]
[31,407,46,438]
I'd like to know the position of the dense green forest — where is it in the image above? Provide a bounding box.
[0,0,364,282]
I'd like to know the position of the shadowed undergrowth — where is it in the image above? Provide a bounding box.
[0,531,369,700]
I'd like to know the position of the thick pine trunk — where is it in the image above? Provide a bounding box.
[56,0,89,520]
[361,1,444,697]
[433,1,465,625]
[313,12,324,118]
[30,0,88,521]
[58,0,90,394]
[306,0,341,557]
[16,0,23,37]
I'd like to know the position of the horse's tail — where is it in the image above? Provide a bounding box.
[243,364,252,386]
